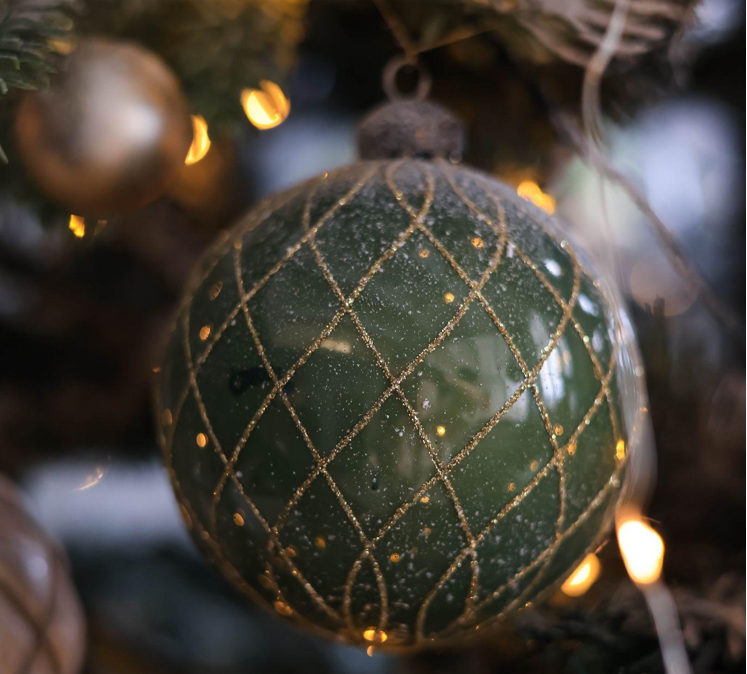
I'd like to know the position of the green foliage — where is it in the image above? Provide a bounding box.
[0,1,72,98]
[0,0,73,162]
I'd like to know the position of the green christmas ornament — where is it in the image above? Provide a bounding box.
[157,99,634,651]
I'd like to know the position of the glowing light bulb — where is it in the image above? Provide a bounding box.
[618,519,664,585]
[185,114,211,165]
[561,553,601,596]
[69,215,85,238]
[517,180,556,215]
[363,628,388,643]
[616,439,626,461]
[241,80,290,130]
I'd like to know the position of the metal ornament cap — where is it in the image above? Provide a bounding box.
[356,99,466,161]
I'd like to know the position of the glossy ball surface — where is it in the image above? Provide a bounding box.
[157,159,628,650]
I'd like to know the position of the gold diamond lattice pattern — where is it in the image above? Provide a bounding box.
[157,158,628,651]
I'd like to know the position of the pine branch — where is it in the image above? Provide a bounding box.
[0,0,75,163]
[0,0,73,98]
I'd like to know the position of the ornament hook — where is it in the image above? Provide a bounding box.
[382,55,431,102]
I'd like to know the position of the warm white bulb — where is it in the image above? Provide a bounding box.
[618,519,664,585]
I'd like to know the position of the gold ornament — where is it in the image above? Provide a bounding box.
[0,476,86,674]
[15,39,192,215]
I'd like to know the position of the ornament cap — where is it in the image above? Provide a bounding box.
[356,99,466,161]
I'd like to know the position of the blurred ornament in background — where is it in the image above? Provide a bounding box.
[0,475,86,674]
[14,40,192,215]
[156,99,639,651]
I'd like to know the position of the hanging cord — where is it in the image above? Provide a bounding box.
[580,4,693,674]
[373,0,497,59]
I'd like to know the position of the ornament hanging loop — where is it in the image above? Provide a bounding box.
[382,54,431,102]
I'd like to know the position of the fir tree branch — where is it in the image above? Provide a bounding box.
[0,0,73,98]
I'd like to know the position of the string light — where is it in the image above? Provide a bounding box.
[363,628,388,643]
[561,553,601,596]
[185,114,211,165]
[241,80,290,130]
[517,180,556,215]
[618,518,664,585]
[69,215,85,238]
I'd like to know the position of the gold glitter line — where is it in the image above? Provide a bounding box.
[437,166,573,614]
[429,462,623,640]
[212,166,382,517]
[417,348,618,639]
[466,163,625,466]
[231,242,343,622]
[180,292,325,619]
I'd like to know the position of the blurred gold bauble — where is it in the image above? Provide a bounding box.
[15,40,192,215]
[0,476,86,674]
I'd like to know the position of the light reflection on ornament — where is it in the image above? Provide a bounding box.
[185,114,211,165]
[436,425,446,436]
[241,80,290,130]
[444,292,455,304]
[321,338,352,354]
[69,215,86,238]
[618,519,664,585]
[616,439,626,460]
[76,465,106,491]
[561,553,601,596]
[517,180,556,214]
